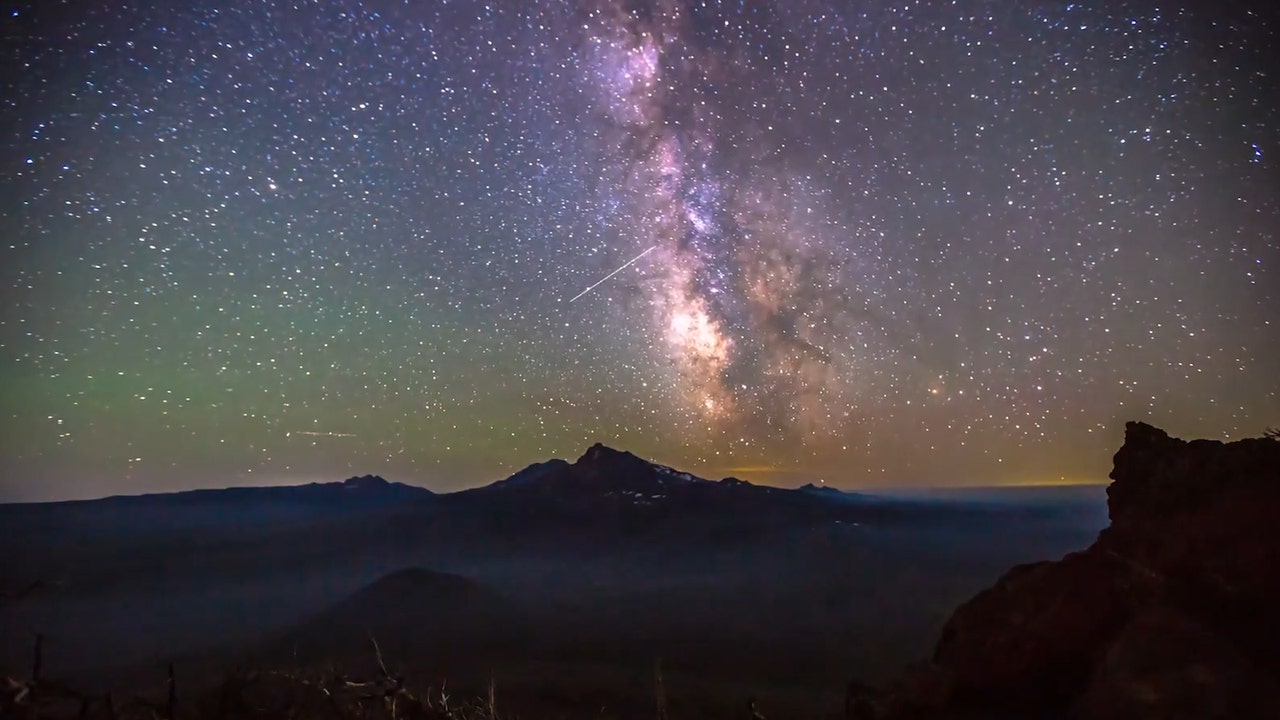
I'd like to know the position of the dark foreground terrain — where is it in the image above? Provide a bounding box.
[1,438,1133,718]
[856,422,1280,720]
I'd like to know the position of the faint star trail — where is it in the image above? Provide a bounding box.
[288,431,358,438]
[569,245,657,302]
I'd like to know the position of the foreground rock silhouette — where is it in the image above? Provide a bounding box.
[857,421,1280,719]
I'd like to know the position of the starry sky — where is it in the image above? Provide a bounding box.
[2,0,1277,502]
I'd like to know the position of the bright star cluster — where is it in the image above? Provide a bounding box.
[1,1,1277,501]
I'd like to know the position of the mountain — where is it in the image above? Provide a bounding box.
[90,473,433,507]
[486,458,572,489]
[853,422,1280,720]
[432,442,943,547]
[0,474,435,546]
[261,567,525,673]
[799,482,848,497]
[280,566,514,635]
[479,443,714,497]
[5,474,435,512]
[0,448,950,601]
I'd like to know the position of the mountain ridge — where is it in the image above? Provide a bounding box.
[7,442,1103,508]
[5,474,432,507]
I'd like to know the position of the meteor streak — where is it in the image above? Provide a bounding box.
[569,245,657,302]
[288,430,357,438]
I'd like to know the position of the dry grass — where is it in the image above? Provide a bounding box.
[1,634,507,720]
[2,632,795,720]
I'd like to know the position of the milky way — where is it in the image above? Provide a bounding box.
[2,1,1277,501]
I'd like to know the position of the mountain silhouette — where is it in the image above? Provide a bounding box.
[261,567,525,673]
[424,443,927,546]
[54,474,434,509]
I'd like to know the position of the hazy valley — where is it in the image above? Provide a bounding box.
[1,445,1107,718]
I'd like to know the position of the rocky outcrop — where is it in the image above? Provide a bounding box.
[858,422,1280,719]
[1074,608,1280,720]
[340,474,390,488]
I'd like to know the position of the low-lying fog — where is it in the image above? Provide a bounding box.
[1,484,1108,716]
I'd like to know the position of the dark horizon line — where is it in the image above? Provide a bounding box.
[0,472,1110,507]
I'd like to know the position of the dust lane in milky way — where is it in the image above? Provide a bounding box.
[1,1,1277,501]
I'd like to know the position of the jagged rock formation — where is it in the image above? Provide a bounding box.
[860,422,1280,720]
[338,473,390,488]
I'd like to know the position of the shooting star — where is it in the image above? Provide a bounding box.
[568,245,657,302]
[288,430,358,438]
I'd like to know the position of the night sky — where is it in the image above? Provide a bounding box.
[2,1,1277,502]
